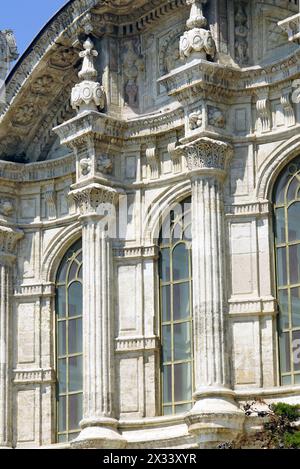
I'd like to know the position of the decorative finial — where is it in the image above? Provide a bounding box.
[0,29,19,81]
[71,38,106,115]
[179,0,216,61]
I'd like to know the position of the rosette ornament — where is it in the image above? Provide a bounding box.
[71,38,106,114]
[179,0,216,61]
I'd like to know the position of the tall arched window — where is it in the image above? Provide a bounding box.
[56,239,83,442]
[274,157,300,386]
[159,197,194,415]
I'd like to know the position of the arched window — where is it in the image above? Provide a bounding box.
[159,197,194,415]
[274,157,300,386]
[56,239,83,442]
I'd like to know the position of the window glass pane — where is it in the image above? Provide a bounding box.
[68,318,82,355]
[161,285,171,322]
[68,282,82,317]
[279,333,291,373]
[57,262,68,284]
[287,177,299,203]
[58,359,67,394]
[163,365,172,404]
[282,375,292,386]
[291,287,300,328]
[289,244,300,285]
[172,244,189,281]
[173,282,190,321]
[163,406,172,416]
[69,356,83,393]
[295,374,300,384]
[174,322,191,362]
[56,286,66,319]
[58,434,67,443]
[275,208,285,244]
[58,396,66,433]
[58,321,66,357]
[292,330,300,372]
[68,394,82,431]
[278,289,289,330]
[68,261,78,282]
[288,203,300,242]
[274,168,289,205]
[174,363,192,403]
[276,247,287,286]
[160,249,170,282]
[175,403,192,414]
[162,325,172,362]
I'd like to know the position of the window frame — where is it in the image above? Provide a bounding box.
[55,239,83,443]
[158,197,194,416]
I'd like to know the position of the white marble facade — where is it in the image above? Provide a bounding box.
[0,0,300,449]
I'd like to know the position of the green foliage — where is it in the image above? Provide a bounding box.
[271,403,300,422]
[283,431,300,449]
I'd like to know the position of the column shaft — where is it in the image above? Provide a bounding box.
[0,263,11,446]
[82,219,113,420]
[192,176,229,391]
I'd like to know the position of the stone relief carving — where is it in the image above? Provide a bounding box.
[97,155,113,174]
[234,1,249,66]
[44,186,57,219]
[12,103,35,127]
[31,75,55,95]
[208,106,226,128]
[49,48,78,70]
[0,199,14,216]
[80,157,92,176]
[0,226,23,256]
[189,109,203,130]
[146,142,159,179]
[159,26,185,76]
[123,39,144,109]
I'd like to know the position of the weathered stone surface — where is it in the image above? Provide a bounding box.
[0,0,300,449]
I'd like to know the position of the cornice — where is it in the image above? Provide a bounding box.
[158,50,300,100]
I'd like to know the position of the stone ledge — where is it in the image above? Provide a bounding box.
[13,368,56,385]
[115,336,160,353]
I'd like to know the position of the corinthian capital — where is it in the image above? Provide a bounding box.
[71,184,118,218]
[0,225,23,263]
[181,137,233,176]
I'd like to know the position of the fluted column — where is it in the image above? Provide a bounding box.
[180,137,244,446]
[71,184,126,449]
[0,226,23,448]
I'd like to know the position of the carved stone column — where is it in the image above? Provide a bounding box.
[180,137,244,447]
[0,226,23,447]
[71,184,126,449]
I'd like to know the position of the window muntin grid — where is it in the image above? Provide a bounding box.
[159,197,194,415]
[274,157,300,386]
[56,239,83,443]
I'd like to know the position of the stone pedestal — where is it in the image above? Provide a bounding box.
[0,226,23,448]
[180,137,244,447]
[70,185,126,449]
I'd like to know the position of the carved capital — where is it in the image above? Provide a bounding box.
[0,225,23,263]
[180,137,233,177]
[71,184,118,218]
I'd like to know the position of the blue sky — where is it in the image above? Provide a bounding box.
[0,0,69,58]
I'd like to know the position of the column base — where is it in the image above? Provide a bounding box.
[185,387,245,449]
[71,418,127,449]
